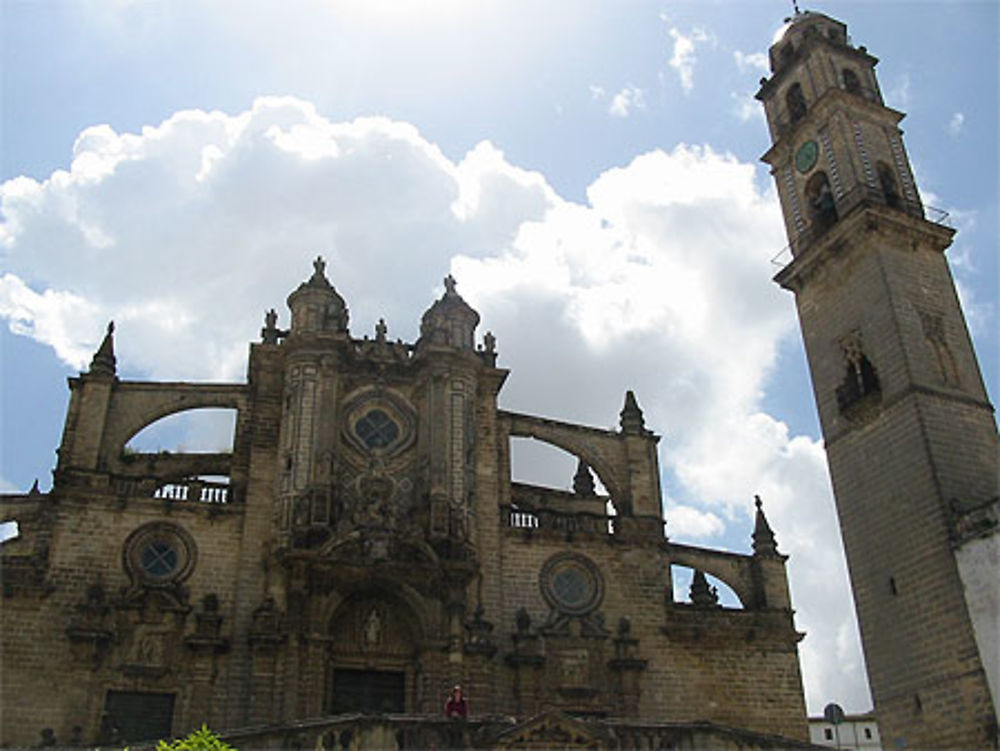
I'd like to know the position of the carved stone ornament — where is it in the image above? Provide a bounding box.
[540,552,604,617]
[340,387,417,458]
[494,710,608,750]
[122,522,196,589]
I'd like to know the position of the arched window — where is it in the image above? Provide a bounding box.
[779,44,795,68]
[836,334,881,413]
[805,171,837,232]
[877,162,901,209]
[843,68,862,95]
[786,83,807,123]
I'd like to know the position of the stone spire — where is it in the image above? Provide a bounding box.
[689,570,719,608]
[752,494,779,556]
[573,459,596,496]
[88,322,117,377]
[619,390,646,435]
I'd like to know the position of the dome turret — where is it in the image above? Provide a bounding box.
[418,275,480,350]
[286,256,349,335]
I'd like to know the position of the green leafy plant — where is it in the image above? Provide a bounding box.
[153,726,236,751]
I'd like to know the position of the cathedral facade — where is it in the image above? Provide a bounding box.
[0,261,810,748]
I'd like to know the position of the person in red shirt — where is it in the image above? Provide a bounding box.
[444,684,468,719]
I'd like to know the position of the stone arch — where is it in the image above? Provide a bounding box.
[504,413,626,511]
[324,584,429,714]
[876,161,901,209]
[786,82,807,123]
[670,565,744,609]
[842,67,862,95]
[668,546,753,609]
[805,170,837,231]
[102,384,247,462]
[318,573,433,646]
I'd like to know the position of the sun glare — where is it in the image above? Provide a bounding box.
[332,0,491,23]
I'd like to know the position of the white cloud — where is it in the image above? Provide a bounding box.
[0,97,867,712]
[608,85,646,118]
[887,71,911,109]
[732,92,764,123]
[955,276,995,338]
[0,274,102,369]
[674,411,871,710]
[948,111,965,137]
[733,50,768,74]
[666,503,725,539]
[668,26,711,93]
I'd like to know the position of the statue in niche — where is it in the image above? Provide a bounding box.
[362,608,383,650]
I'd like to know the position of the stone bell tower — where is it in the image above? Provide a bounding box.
[757,11,998,749]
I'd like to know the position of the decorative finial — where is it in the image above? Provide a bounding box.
[444,274,457,295]
[752,494,779,556]
[88,321,117,377]
[689,570,720,608]
[619,390,647,435]
[261,309,280,344]
[573,459,596,497]
[300,255,335,290]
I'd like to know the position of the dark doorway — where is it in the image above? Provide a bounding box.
[329,668,405,714]
[103,691,175,744]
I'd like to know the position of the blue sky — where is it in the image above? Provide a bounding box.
[2,0,997,718]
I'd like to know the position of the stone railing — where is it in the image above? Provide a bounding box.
[502,504,615,536]
[772,184,951,266]
[153,479,230,503]
[203,713,818,750]
[111,476,233,504]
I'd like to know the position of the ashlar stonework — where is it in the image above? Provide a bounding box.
[760,10,999,750]
[1,259,812,749]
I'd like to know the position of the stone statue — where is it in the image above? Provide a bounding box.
[362,608,382,649]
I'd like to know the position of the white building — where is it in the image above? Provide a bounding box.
[809,713,881,751]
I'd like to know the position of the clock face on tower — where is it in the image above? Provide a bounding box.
[795,140,819,173]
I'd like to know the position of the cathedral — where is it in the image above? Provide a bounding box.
[2,9,997,751]
[0,256,809,749]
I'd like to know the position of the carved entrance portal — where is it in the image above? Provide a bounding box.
[328,668,405,714]
[326,591,422,714]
